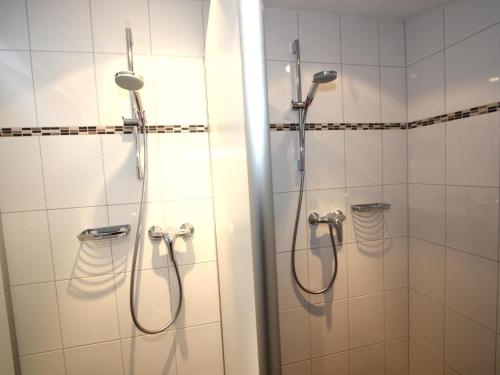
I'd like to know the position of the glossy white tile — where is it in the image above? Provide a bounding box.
[405,7,444,65]
[446,248,498,329]
[65,341,124,375]
[298,11,341,63]
[26,0,92,52]
[40,135,106,208]
[342,65,381,123]
[379,19,406,67]
[381,67,407,123]
[409,339,444,375]
[308,245,347,304]
[409,238,445,302]
[340,15,379,65]
[0,137,45,212]
[408,124,445,184]
[385,338,409,375]
[0,51,37,127]
[348,240,384,297]
[266,60,297,123]
[270,131,301,192]
[309,300,349,356]
[11,282,62,355]
[346,186,383,243]
[383,184,408,238]
[409,184,445,245]
[311,352,349,375]
[305,130,345,190]
[349,293,384,348]
[264,7,297,61]
[277,250,309,309]
[20,351,66,375]
[149,0,204,57]
[446,186,499,260]
[350,343,385,375]
[279,307,310,364]
[91,0,151,54]
[0,0,29,50]
[407,52,445,122]
[444,0,500,46]
[382,129,407,185]
[446,24,500,113]
[345,129,382,187]
[383,237,409,290]
[284,360,312,375]
[2,211,53,285]
[56,276,120,347]
[385,288,409,340]
[273,192,307,253]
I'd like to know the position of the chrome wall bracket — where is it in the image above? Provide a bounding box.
[308,210,345,242]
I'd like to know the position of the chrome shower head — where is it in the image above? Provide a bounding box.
[305,70,337,106]
[115,71,144,91]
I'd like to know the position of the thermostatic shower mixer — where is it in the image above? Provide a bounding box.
[308,210,346,243]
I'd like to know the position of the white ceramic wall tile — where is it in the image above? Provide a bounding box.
[159,133,211,200]
[277,250,309,309]
[175,323,224,375]
[349,293,384,348]
[343,65,381,123]
[284,360,312,375]
[90,0,151,54]
[408,124,445,184]
[382,129,407,185]
[26,0,92,52]
[445,308,496,375]
[407,52,445,122]
[266,60,297,123]
[381,67,407,123]
[32,52,98,126]
[446,24,500,113]
[409,290,444,358]
[56,276,120,347]
[383,184,408,238]
[345,129,382,187]
[446,186,499,261]
[270,131,301,192]
[298,11,341,63]
[64,341,124,375]
[0,138,45,213]
[310,300,349,357]
[301,62,343,123]
[94,53,156,126]
[143,134,162,202]
[163,198,216,265]
[113,268,172,338]
[109,202,168,273]
[40,135,106,208]
[444,0,500,47]
[153,56,207,125]
[305,130,345,190]
[409,184,445,245]
[346,186,383,243]
[48,206,112,280]
[20,351,66,375]
[405,7,444,65]
[0,0,29,50]
[121,332,176,375]
[445,365,460,375]
[350,343,385,375]
[379,19,406,67]
[308,246,347,304]
[348,241,384,297]
[385,338,409,375]
[409,339,444,375]
[306,188,346,248]
[409,238,445,302]
[340,15,379,65]
[311,352,349,375]
[11,282,62,355]
[264,8,297,61]
[446,113,500,187]
[273,192,307,253]
[170,262,220,329]
[383,237,409,290]
[149,0,204,57]
[2,211,54,285]
[385,288,409,340]
[0,51,37,127]
[202,2,209,43]
[279,307,310,364]
[446,248,498,329]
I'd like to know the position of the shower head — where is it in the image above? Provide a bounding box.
[305,70,337,106]
[115,71,144,91]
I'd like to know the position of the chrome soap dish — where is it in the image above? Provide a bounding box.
[351,203,391,212]
[78,224,131,241]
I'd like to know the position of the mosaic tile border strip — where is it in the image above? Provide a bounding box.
[0,124,208,137]
[269,102,500,131]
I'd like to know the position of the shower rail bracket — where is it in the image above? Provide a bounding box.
[351,203,391,212]
[78,224,131,241]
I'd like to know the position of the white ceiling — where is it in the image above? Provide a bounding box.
[263,0,457,19]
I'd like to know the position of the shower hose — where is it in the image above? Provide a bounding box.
[129,110,183,334]
[291,110,339,295]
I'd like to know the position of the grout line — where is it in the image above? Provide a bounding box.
[441,9,447,371]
